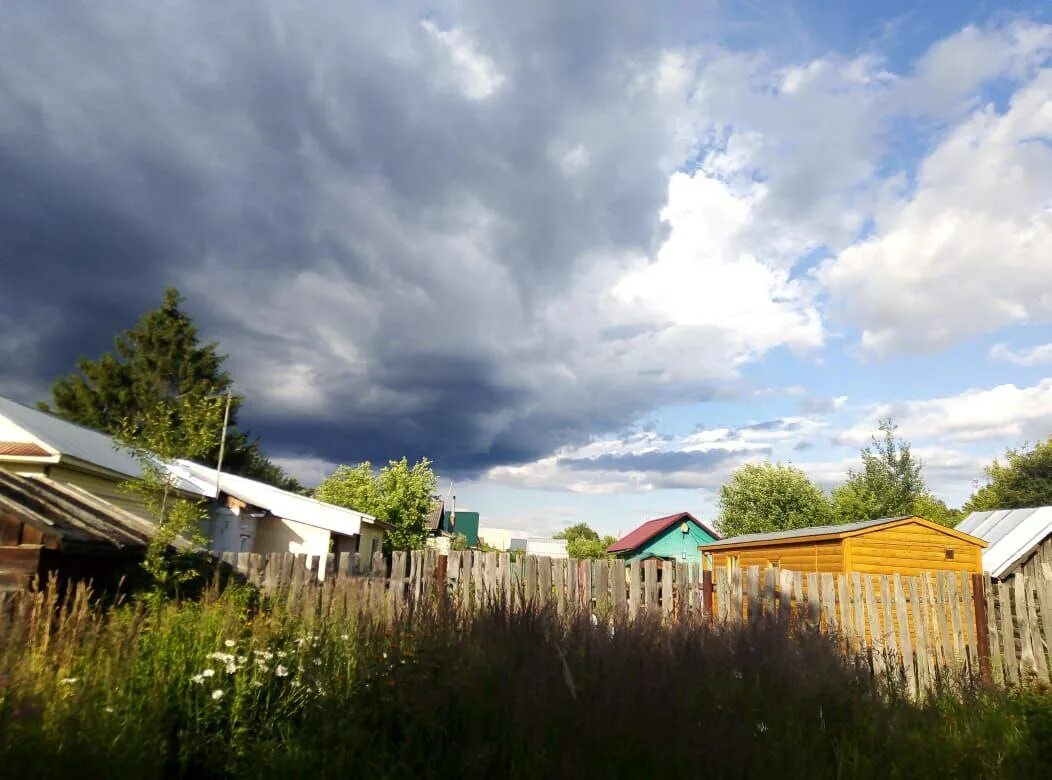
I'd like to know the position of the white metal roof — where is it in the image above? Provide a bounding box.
[957,506,1052,578]
[169,459,383,537]
[0,396,203,494]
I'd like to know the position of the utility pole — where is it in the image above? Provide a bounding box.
[214,389,232,499]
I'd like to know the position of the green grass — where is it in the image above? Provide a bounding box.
[0,580,1049,779]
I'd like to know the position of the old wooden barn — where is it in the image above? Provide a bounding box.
[0,469,165,590]
[700,515,987,576]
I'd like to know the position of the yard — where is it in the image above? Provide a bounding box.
[1,580,1049,779]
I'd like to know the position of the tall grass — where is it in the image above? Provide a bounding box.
[0,579,1048,779]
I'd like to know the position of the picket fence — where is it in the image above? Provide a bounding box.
[213,549,1052,695]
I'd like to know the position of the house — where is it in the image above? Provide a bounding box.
[0,469,173,590]
[0,396,389,569]
[425,498,481,550]
[478,526,529,552]
[607,512,720,564]
[526,537,568,558]
[0,395,201,518]
[957,506,1052,579]
[700,516,986,576]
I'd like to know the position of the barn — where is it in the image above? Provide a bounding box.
[699,515,986,576]
[0,469,170,590]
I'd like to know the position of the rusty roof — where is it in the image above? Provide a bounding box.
[0,441,52,457]
[607,511,719,553]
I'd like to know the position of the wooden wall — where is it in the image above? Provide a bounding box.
[847,521,983,576]
[710,539,844,573]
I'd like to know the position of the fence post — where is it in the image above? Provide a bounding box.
[971,573,993,686]
[436,554,448,606]
[702,568,713,621]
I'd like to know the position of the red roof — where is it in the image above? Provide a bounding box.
[607,512,719,553]
[0,441,51,457]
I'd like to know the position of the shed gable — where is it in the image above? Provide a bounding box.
[846,520,983,576]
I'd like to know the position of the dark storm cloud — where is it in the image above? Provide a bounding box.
[0,1,736,478]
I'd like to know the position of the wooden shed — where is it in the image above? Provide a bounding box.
[0,469,164,590]
[699,516,986,577]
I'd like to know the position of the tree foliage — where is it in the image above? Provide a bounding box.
[41,287,300,491]
[315,458,438,551]
[963,437,1052,512]
[717,462,833,537]
[116,395,227,593]
[554,522,617,559]
[830,419,957,526]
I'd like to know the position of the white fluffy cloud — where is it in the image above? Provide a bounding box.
[820,68,1052,355]
[990,342,1052,366]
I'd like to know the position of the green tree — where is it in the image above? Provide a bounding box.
[116,394,227,593]
[315,458,438,551]
[963,438,1052,512]
[830,418,956,525]
[717,462,833,537]
[40,287,300,491]
[554,522,617,559]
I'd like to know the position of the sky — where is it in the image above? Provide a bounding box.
[1,1,1050,539]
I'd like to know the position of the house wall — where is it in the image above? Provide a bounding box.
[358,524,385,558]
[709,539,845,573]
[208,505,260,554]
[846,522,983,576]
[253,516,331,558]
[45,464,152,519]
[626,521,717,563]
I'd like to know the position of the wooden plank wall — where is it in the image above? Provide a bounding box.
[211,550,1051,694]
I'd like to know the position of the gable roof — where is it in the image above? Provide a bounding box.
[607,512,719,554]
[0,469,175,552]
[0,396,202,494]
[167,459,388,537]
[700,515,986,550]
[957,506,1052,578]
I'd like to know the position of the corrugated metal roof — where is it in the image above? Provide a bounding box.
[957,506,1052,578]
[607,511,720,553]
[701,516,914,547]
[168,459,384,537]
[0,469,162,551]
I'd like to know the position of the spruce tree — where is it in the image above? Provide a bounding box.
[41,287,301,491]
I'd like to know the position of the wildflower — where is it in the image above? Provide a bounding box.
[291,680,302,688]
[382,652,388,660]
[212,689,225,701]
[313,658,322,666]
[237,655,247,665]
[202,669,216,678]
[340,634,349,641]
[104,706,114,714]
[225,662,238,675]
[191,674,206,685]
[224,639,237,648]
[252,680,263,688]
[60,677,78,685]
[256,663,270,673]
[208,652,235,663]
[275,665,289,677]
[276,650,288,658]
[756,722,769,734]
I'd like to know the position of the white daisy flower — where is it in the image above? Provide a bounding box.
[224,639,237,648]
[212,689,225,701]
[275,665,289,677]
[202,669,216,678]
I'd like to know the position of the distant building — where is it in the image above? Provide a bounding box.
[425,498,480,548]
[478,526,529,551]
[526,537,568,558]
[607,512,719,564]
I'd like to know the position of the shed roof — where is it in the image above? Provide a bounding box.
[607,511,719,554]
[168,459,388,537]
[957,506,1052,578]
[700,515,986,550]
[0,469,166,552]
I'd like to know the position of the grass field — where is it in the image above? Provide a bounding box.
[1,580,1049,779]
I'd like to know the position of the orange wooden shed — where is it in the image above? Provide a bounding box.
[699,515,986,576]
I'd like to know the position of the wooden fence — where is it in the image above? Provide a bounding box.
[214,550,1052,694]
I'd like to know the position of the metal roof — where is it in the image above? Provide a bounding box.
[168,459,385,537]
[957,506,1052,578]
[701,516,915,547]
[607,511,719,553]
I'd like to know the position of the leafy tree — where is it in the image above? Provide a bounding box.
[40,287,300,491]
[315,457,438,551]
[830,418,956,525]
[116,394,227,593]
[554,522,617,559]
[963,438,1052,512]
[717,462,833,537]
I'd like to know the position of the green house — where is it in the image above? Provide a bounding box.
[606,512,719,563]
[440,509,480,547]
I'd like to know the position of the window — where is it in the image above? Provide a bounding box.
[768,559,780,569]
[944,548,955,561]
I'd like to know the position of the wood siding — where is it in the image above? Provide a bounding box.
[846,521,983,576]
[46,465,153,519]
[711,539,844,573]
